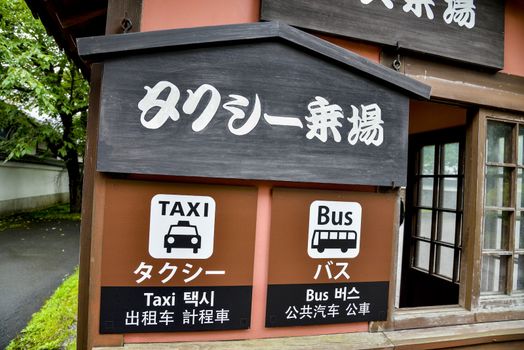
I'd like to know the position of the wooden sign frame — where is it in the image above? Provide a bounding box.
[78,22,430,187]
[261,0,505,70]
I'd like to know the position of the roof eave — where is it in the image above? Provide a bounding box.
[77,21,431,99]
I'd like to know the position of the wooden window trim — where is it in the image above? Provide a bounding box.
[480,110,524,302]
[407,128,464,283]
[371,108,524,332]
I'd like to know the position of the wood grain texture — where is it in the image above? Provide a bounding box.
[261,0,504,70]
[91,319,524,349]
[105,0,142,35]
[96,41,410,186]
[77,64,103,350]
[403,58,524,113]
[93,331,394,349]
[77,21,430,99]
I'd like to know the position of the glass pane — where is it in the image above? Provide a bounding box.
[486,120,513,164]
[519,125,524,165]
[483,210,511,250]
[414,240,430,271]
[419,178,434,207]
[436,245,454,279]
[420,145,435,175]
[518,169,524,209]
[514,255,524,291]
[441,177,458,209]
[417,209,432,239]
[481,254,507,294]
[443,143,459,175]
[438,211,456,244]
[517,212,524,249]
[485,166,512,207]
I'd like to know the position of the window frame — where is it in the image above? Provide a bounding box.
[409,134,464,284]
[479,113,524,300]
[371,108,524,332]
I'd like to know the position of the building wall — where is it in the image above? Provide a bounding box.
[0,160,69,216]
[504,0,524,77]
[82,1,524,348]
[141,0,524,77]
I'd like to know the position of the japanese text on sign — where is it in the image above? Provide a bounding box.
[360,0,476,28]
[133,261,225,284]
[138,82,384,146]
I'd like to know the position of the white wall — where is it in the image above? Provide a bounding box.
[0,160,69,216]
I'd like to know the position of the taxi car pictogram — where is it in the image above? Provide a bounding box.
[164,220,201,254]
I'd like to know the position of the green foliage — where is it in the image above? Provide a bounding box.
[6,268,79,350]
[0,0,88,160]
[0,203,81,232]
[0,100,52,159]
[0,0,89,212]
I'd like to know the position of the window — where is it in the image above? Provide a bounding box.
[400,128,464,307]
[413,142,463,281]
[482,120,524,295]
[376,109,524,333]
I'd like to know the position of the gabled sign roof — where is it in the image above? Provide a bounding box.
[77,21,430,99]
[81,21,430,186]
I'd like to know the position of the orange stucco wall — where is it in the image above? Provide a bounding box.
[317,34,380,63]
[140,0,380,63]
[142,0,523,76]
[129,0,507,345]
[503,0,524,77]
[141,0,260,31]
[136,0,372,344]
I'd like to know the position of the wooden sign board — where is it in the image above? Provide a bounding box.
[266,188,395,327]
[261,0,505,70]
[77,23,430,187]
[98,179,257,333]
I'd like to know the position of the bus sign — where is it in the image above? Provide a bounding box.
[308,200,362,259]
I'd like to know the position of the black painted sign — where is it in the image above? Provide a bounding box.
[261,0,505,69]
[100,286,252,333]
[79,23,430,187]
[266,282,388,327]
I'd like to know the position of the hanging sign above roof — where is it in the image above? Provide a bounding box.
[261,0,505,70]
[78,22,429,187]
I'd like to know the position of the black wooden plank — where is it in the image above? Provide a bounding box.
[278,24,430,101]
[78,21,279,60]
[261,0,504,70]
[97,41,410,186]
[77,21,430,99]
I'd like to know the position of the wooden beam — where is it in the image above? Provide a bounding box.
[105,0,142,35]
[59,8,107,29]
[381,51,524,113]
[77,21,431,99]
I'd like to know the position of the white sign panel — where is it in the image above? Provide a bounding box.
[308,200,362,259]
[149,194,216,259]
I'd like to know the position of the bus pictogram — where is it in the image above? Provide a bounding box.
[311,229,357,253]
[308,200,361,259]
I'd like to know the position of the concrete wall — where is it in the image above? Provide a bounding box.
[0,160,69,216]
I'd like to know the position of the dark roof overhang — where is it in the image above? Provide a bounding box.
[24,0,107,79]
[77,21,430,99]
